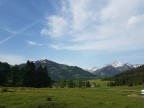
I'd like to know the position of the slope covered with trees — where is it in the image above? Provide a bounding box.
[0,59,95,87]
[28,59,96,80]
[0,61,52,87]
[109,65,144,86]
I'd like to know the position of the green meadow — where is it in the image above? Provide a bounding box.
[0,80,144,108]
[89,79,109,87]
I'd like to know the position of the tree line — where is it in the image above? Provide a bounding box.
[108,65,144,86]
[0,61,52,87]
[52,80,101,88]
[55,80,91,88]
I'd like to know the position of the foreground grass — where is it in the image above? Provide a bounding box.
[0,86,144,108]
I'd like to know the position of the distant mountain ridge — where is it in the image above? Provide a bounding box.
[86,61,141,77]
[85,67,99,73]
[20,59,95,80]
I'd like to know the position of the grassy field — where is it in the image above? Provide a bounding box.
[89,79,109,87]
[0,83,144,108]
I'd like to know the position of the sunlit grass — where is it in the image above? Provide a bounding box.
[89,79,110,87]
[0,85,144,108]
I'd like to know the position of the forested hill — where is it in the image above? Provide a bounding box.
[111,65,144,86]
[0,61,52,87]
[20,59,96,80]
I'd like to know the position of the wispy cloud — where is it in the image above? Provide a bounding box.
[26,40,43,46]
[127,14,144,29]
[41,16,68,38]
[41,0,144,51]
[0,22,38,45]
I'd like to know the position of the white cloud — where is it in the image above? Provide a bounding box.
[69,0,98,31]
[41,16,68,38]
[0,54,28,65]
[26,40,43,46]
[42,0,144,51]
[127,14,144,29]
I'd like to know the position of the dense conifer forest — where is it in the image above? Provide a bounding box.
[0,61,52,87]
[108,65,144,86]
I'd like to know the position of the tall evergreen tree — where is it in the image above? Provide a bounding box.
[35,65,52,87]
[36,64,43,87]
[85,81,91,87]
[23,60,36,87]
[43,66,52,87]
[0,62,11,86]
[9,65,21,86]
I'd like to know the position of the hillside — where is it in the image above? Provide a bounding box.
[111,65,144,86]
[20,59,95,80]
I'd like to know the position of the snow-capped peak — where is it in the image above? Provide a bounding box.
[111,61,123,67]
[131,64,141,68]
[86,67,99,73]
[34,59,49,64]
[103,61,123,68]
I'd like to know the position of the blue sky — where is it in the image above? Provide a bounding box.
[0,0,144,69]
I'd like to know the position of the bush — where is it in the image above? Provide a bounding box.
[0,105,6,108]
[46,96,52,101]
[1,88,8,92]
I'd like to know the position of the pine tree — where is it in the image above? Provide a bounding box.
[23,60,36,87]
[36,64,43,88]
[0,62,11,86]
[10,65,21,86]
[43,66,52,87]
[86,81,91,87]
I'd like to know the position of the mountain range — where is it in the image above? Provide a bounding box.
[19,60,142,79]
[86,61,141,78]
[20,59,96,80]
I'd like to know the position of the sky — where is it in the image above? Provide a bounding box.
[0,0,144,69]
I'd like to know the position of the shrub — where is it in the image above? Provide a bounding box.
[46,96,52,101]
[1,88,8,92]
[0,105,6,108]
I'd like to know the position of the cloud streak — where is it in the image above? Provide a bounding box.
[41,0,144,51]
[0,22,38,45]
[26,40,43,46]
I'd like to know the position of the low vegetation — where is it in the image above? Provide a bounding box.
[0,86,144,108]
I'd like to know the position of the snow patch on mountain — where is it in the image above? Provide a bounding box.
[86,67,99,73]
[111,61,123,67]
[86,61,142,77]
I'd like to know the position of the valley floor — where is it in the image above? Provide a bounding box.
[0,86,144,108]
